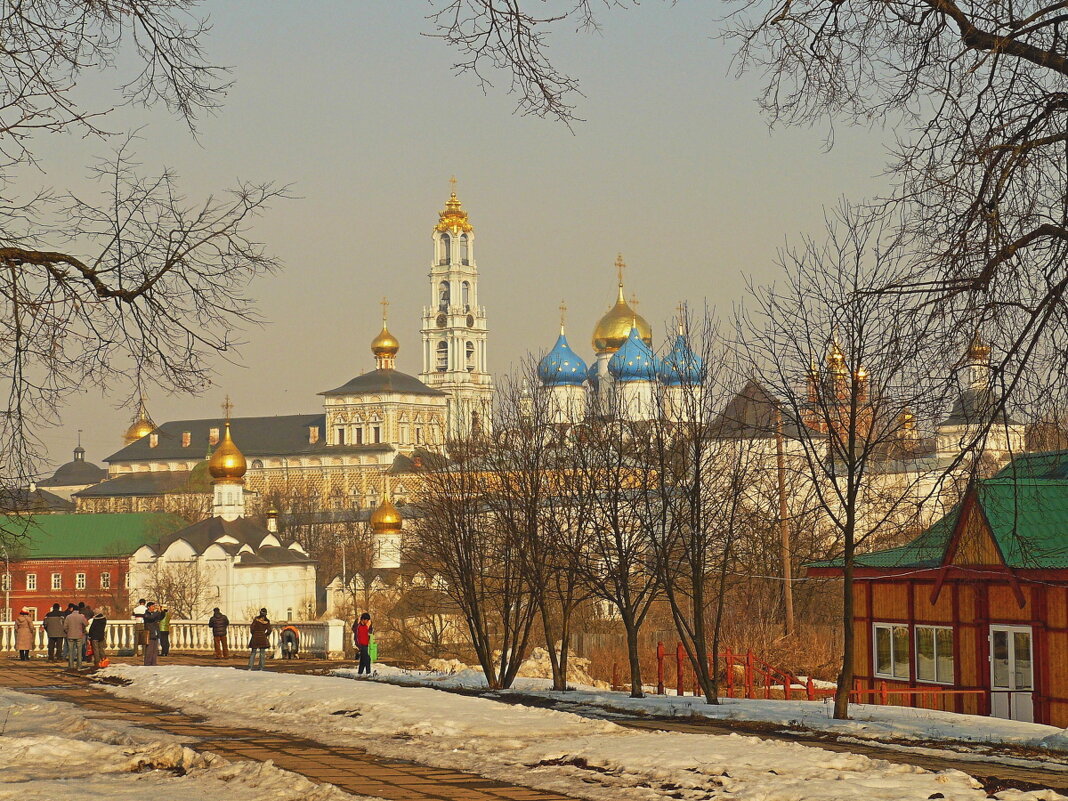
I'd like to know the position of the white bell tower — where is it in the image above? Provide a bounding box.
[421,179,493,439]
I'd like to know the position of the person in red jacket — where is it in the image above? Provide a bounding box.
[353,613,373,675]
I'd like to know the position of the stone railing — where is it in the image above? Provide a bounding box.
[0,619,348,659]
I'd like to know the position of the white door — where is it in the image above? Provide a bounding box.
[990,626,1034,723]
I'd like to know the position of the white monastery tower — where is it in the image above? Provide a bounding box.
[421,180,493,438]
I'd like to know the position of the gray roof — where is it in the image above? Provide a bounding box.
[106,414,393,463]
[939,387,1018,427]
[39,449,107,487]
[74,470,208,498]
[710,380,802,439]
[0,487,75,513]
[320,368,445,397]
[152,515,314,564]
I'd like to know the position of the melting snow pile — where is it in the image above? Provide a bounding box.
[422,647,607,688]
[99,664,1067,801]
[0,687,373,801]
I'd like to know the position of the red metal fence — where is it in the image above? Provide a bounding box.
[650,641,985,708]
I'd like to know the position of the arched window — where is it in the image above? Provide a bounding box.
[436,341,448,371]
[438,281,450,311]
[460,234,469,265]
[461,281,470,310]
[465,341,476,371]
[441,233,451,265]
[251,459,263,469]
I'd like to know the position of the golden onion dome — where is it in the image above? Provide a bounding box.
[593,284,653,353]
[208,422,247,482]
[371,324,400,358]
[968,333,991,361]
[370,497,402,533]
[123,399,155,444]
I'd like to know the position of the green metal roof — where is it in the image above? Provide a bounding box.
[809,451,1068,571]
[0,513,187,559]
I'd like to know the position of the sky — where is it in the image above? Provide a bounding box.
[30,1,893,473]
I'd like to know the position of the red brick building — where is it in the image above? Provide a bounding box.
[1,512,185,620]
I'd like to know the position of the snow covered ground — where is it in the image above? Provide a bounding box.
[340,662,1068,752]
[0,686,376,801]
[98,664,1066,800]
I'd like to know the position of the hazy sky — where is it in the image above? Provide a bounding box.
[32,1,892,472]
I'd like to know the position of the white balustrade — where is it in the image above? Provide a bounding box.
[0,619,347,659]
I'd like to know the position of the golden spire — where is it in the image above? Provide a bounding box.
[208,421,247,483]
[827,339,847,374]
[123,396,155,444]
[593,254,651,353]
[967,331,991,361]
[676,302,686,335]
[371,296,400,367]
[559,300,567,335]
[435,177,473,233]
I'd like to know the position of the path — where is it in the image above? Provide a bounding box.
[0,657,576,801]
[365,678,1068,797]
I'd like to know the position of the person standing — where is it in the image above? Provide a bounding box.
[157,606,172,657]
[353,612,373,676]
[14,608,34,661]
[42,604,65,662]
[142,602,163,666]
[208,608,230,659]
[248,608,271,671]
[132,599,147,656]
[63,606,88,671]
[87,609,108,668]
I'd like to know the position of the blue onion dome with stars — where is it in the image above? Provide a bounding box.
[538,332,588,386]
[659,332,703,386]
[609,326,658,382]
[586,360,600,389]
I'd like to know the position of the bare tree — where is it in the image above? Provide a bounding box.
[144,561,215,618]
[0,3,284,519]
[410,440,538,689]
[740,208,954,718]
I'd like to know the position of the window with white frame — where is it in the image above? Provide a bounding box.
[873,623,910,679]
[0,574,9,592]
[51,573,62,590]
[75,572,86,590]
[100,572,111,590]
[915,625,954,684]
[26,573,36,591]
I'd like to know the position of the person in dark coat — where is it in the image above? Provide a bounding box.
[353,612,374,676]
[142,602,163,666]
[208,607,230,659]
[248,609,271,671]
[42,604,65,662]
[87,610,108,667]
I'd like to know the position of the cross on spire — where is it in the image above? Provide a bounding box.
[615,253,626,287]
[222,395,234,422]
[676,301,686,334]
[559,300,567,333]
[449,175,457,195]
[380,296,389,325]
[630,293,639,309]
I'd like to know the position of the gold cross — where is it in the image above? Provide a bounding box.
[559,300,567,332]
[676,301,686,334]
[630,293,640,309]
[449,175,457,194]
[615,253,625,286]
[222,395,234,422]
[380,296,389,324]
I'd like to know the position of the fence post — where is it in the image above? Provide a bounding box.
[783,675,791,701]
[879,680,888,705]
[656,642,665,695]
[744,650,754,699]
[676,642,685,697]
[806,677,815,701]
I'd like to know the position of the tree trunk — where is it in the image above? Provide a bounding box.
[624,617,644,698]
[833,532,855,719]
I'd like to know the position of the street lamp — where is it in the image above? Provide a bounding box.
[0,543,10,623]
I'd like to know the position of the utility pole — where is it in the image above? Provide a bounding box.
[775,407,795,637]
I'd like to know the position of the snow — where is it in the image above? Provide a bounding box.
[0,687,377,801]
[97,664,1066,800]
[347,662,1068,753]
